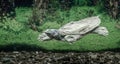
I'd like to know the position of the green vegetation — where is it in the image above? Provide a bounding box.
[0,6,120,52]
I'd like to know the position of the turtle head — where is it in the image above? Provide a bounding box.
[44,29,59,37]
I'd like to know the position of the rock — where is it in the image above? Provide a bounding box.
[1,57,13,62]
[1,51,120,64]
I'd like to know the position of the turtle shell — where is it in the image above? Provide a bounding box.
[58,16,101,35]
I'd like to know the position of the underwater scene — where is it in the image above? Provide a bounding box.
[0,0,120,64]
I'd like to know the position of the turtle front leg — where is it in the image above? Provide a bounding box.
[64,35,83,43]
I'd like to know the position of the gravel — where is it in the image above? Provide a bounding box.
[0,51,120,64]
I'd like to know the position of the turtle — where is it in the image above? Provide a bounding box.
[38,16,109,43]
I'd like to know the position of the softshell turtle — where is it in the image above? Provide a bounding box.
[38,16,109,43]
